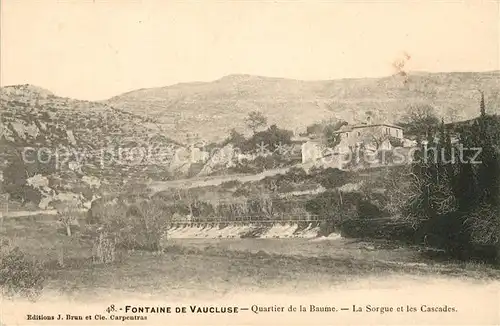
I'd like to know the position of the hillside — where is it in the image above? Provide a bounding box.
[2,71,500,209]
[106,71,500,142]
[0,85,185,209]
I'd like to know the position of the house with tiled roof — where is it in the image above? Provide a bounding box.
[298,116,407,167]
[333,117,404,154]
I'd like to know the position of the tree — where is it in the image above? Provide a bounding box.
[479,90,486,117]
[398,104,440,139]
[245,111,267,134]
[306,123,324,136]
[223,128,247,149]
[400,92,500,261]
[460,91,500,209]
[405,126,457,223]
[248,124,293,151]
[55,201,81,237]
[307,118,347,148]
[3,151,42,206]
[323,124,343,148]
[460,100,500,261]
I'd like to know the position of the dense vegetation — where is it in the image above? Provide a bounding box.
[402,95,500,261]
[0,239,46,301]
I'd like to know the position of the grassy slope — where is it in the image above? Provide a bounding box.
[106,72,500,142]
[2,216,499,300]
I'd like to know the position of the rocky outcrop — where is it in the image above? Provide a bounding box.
[197,144,238,176]
[0,84,185,208]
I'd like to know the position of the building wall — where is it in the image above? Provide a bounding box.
[301,125,404,164]
[338,125,403,146]
[301,141,323,163]
[333,125,403,154]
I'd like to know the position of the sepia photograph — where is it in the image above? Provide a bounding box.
[0,0,499,325]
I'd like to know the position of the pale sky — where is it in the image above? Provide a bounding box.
[1,0,499,100]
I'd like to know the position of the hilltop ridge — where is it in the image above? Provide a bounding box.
[106,71,500,142]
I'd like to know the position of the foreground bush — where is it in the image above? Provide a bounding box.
[118,201,169,251]
[392,104,500,262]
[87,197,127,225]
[92,228,117,264]
[0,241,46,300]
[87,198,170,252]
[465,203,500,246]
[310,167,354,189]
[305,190,385,224]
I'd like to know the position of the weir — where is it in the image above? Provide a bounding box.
[167,217,327,228]
[166,221,341,239]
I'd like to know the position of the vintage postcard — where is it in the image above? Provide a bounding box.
[1,0,499,325]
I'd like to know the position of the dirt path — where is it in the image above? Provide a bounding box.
[1,208,87,219]
[149,166,292,192]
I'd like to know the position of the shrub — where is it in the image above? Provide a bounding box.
[87,197,170,252]
[131,201,170,250]
[245,124,292,151]
[0,241,46,301]
[305,190,384,224]
[305,191,349,223]
[465,203,500,246]
[191,201,216,219]
[233,186,251,198]
[311,168,353,189]
[55,201,83,237]
[260,167,310,193]
[360,165,413,219]
[86,197,126,225]
[92,228,116,264]
[356,199,385,219]
[253,154,288,171]
[282,167,308,183]
[416,211,474,259]
[222,129,247,148]
[105,200,169,251]
[220,180,241,189]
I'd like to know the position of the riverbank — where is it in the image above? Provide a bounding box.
[2,215,500,309]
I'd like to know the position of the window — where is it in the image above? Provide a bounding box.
[396,130,399,137]
[386,128,389,134]
[357,132,360,136]
[346,132,349,138]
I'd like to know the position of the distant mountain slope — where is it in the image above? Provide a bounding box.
[106,71,500,142]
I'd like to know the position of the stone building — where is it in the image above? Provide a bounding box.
[298,120,405,166]
[333,122,404,154]
[301,140,324,163]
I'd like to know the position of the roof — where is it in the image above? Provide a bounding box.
[290,136,311,143]
[333,123,403,134]
[336,125,353,133]
[291,135,323,143]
